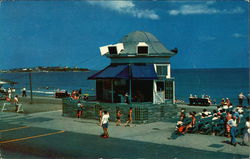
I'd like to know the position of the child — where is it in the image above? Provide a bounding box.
[116,110,122,126]
[76,101,84,118]
[176,121,185,134]
[125,107,133,127]
[100,111,110,138]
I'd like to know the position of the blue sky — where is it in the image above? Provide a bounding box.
[0,0,248,70]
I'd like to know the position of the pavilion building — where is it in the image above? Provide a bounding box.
[88,31,177,104]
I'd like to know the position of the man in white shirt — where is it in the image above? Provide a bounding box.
[22,87,27,97]
[8,88,11,99]
[227,116,238,146]
[238,92,245,106]
[100,111,110,138]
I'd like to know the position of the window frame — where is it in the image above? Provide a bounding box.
[137,42,149,55]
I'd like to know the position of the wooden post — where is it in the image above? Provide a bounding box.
[129,64,132,104]
[29,73,33,104]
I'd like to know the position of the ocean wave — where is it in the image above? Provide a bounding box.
[26,90,55,94]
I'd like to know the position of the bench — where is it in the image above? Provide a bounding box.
[1,102,24,113]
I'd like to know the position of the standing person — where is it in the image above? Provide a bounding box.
[227,116,238,146]
[22,87,27,97]
[78,88,82,95]
[98,108,103,125]
[242,117,250,146]
[76,101,84,118]
[116,109,122,126]
[14,95,19,112]
[8,88,11,99]
[125,107,133,127]
[124,93,129,104]
[238,92,245,106]
[12,88,16,98]
[225,111,232,138]
[100,111,110,138]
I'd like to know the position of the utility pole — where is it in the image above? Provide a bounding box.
[29,73,33,104]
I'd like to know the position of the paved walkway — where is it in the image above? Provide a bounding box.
[1,110,249,159]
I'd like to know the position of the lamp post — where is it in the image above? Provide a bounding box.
[29,73,33,104]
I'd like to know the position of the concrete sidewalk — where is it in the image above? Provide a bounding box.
[1,110,249,158]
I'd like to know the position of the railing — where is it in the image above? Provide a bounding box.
[154,91,165,104]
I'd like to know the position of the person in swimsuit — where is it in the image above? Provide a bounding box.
[184,111,196,133]
[125,107,133,127]
[116,109,122,126]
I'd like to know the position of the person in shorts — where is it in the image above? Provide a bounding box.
[76,101,84,118]
[14,95,19,112]
[100,111,110,138]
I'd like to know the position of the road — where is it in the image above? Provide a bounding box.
[0,111,249,159]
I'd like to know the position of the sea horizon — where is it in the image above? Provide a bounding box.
[0,68,249,106]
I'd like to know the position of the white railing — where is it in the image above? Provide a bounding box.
[154,91,165,104]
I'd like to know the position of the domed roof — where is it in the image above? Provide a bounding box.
[120,31,159,42]
[118,31,176,56]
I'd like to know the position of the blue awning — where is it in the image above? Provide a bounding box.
[88,65,129,80]
[88,64,158,80]
[131,64,158,79]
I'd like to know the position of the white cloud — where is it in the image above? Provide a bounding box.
[232,33,246,38]
[168,3,244,16]
[86,1,159,20]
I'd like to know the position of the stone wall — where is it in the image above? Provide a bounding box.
[62,98,178,124]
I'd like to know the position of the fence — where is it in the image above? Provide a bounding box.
[62,98,178,124]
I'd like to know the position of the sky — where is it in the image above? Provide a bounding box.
[0,0,249,70]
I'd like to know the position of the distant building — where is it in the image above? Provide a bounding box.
[89,31,177,104]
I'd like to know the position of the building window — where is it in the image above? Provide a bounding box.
[137,42,148,54]
[156,65,168,76]
[156,81,164,91]
[137,46,148,54]
[165,81,173,100]
[108,46,118,55]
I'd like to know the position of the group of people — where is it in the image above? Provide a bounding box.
[75,102,133,139]
[5,94,20,112]
[70,89,89,100]
[176,105,250,146]
[70,89,82,100]
[97,107,133,138]
[220,97,232,107]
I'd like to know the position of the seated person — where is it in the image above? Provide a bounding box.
[225,98,232,106]
[184,112,196,133]
[179,108,186,121]
[220,98,226,106]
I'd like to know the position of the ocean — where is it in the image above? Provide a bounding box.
[0,68,249,105]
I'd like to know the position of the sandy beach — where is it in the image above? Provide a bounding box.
[0,96,62,114]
